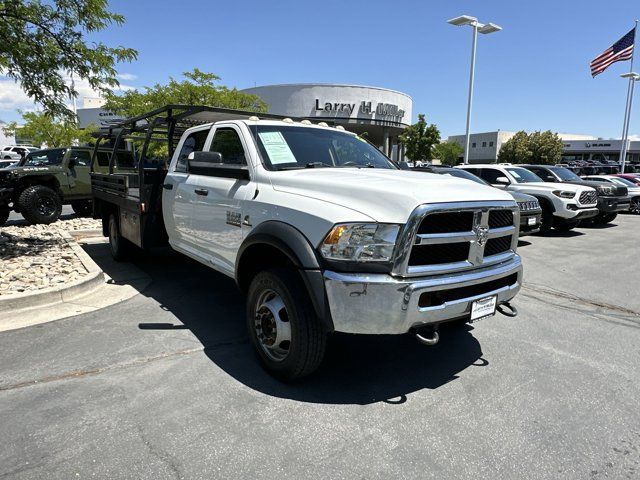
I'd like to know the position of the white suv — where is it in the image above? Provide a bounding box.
[458,164,599,232]
[1,145,39,161]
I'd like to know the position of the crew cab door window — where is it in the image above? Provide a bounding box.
[69,150,91,167]
[209,128,246,165]
[175,129,209,172]
[479,168,509,185]
[528,167,555,182]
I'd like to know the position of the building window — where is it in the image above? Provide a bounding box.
[482,141,487,147]
[472,142,476,148]
[489,141,494,147]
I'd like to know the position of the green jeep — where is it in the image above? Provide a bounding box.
[0,147,112,226]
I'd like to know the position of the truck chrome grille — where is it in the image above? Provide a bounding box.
[392,201,519,277]
[417,211,474,234]
[488,210,514,228]
[579,191,598,205]
[409,242,470,266]
[484,235,513,257]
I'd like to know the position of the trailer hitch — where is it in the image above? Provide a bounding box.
[497,301,518,317]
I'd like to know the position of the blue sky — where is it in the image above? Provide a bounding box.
[2,0,640,139]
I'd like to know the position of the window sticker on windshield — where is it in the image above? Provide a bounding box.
[510,170,522,179]
[258,131,297,164]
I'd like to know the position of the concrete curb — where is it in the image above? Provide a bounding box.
[0,231,105,314]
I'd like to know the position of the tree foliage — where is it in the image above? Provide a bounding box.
[0,0,137,119]
[3,111,96,147]
[103,69,268,118]
[498,130,563,165]
[433,141,464,166]
[399,114,441,162]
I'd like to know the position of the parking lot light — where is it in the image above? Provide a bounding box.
[448,15,502,165]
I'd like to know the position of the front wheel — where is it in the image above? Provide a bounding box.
[18,185,62,224]
[631,198,640,215]
[247,268,327,381]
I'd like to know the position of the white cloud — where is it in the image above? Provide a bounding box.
[627,134,640,141]
[117,73,137,81]
[0,73,135,117]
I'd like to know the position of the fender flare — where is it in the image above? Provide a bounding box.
[236,221,333,331]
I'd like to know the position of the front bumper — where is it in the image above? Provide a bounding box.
[519,211,542,235]
[323,255,522,334]
[562,206,599,220]
[598,196,631,213]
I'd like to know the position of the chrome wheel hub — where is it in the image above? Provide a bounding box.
[254,289,291,361]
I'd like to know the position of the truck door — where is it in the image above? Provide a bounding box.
[189,125,253,276]
[67,150,92,197]
[162,127,210,249]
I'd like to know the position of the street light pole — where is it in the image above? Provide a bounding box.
[619,72,640,173]
[448,15,502,164]
[463,24,479,166]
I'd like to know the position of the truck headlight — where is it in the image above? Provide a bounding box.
[320,223,400,262]
[552,190,576,199]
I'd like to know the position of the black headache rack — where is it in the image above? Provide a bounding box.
[90,104,295,249]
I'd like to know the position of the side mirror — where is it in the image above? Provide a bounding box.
[68,158,76,168]
[493,176,510,186]
[187,151,249,180]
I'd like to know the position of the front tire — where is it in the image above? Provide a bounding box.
[631,198,640,215]
[597,212,617,224]
[18,185,62,224]
[247,268,327,381]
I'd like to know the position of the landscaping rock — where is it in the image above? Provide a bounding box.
[0,217,101,296]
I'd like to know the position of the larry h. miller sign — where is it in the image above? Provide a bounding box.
[314,99,406,122]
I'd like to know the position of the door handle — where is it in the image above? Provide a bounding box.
[162,183,173,190]
[194,188,209,196]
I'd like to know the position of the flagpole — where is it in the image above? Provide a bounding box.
[619,20,638,174]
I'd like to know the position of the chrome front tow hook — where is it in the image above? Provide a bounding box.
[497,301,518,317]
[415,328,439,346]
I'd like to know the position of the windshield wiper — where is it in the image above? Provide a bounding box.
[274,162,329,171]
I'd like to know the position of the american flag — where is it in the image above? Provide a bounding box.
[590,28,635,77]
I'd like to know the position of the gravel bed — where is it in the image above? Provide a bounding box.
[0,218,101,295]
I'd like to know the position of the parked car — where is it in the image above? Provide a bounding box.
[520,165,629,224]
[582,175,640,214]
[414,166,542,235]
[613,173,640,186]
[457,164,599,232]
[1,145,39,161]
[91,105,524,380]
[0,146,123,226]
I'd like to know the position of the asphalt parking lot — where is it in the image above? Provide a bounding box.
[1,215,639,480]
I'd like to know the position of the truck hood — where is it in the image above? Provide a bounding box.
[511,182,592,193]
[268,168,514,223]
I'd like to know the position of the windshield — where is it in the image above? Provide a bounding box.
[506,167,543,183]
[609,177,636,187]
[444,169,489,186]
[550,166,582,182]
[23,148,66,166]
[251,125,396,170]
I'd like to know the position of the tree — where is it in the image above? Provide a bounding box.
[528,130,563,165]
[103,69,268,118]
[3,111,96,147]
[497,131,532,164]
[498,130,563,165]
[433,141,464,166]
[399,114,441,163]
[0,0,137,119]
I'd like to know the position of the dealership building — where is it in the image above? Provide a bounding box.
[447,130,640,164]
[241,84,413,161]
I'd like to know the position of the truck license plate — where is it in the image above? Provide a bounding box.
[470,296,497,322]
[528,217,537,226]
